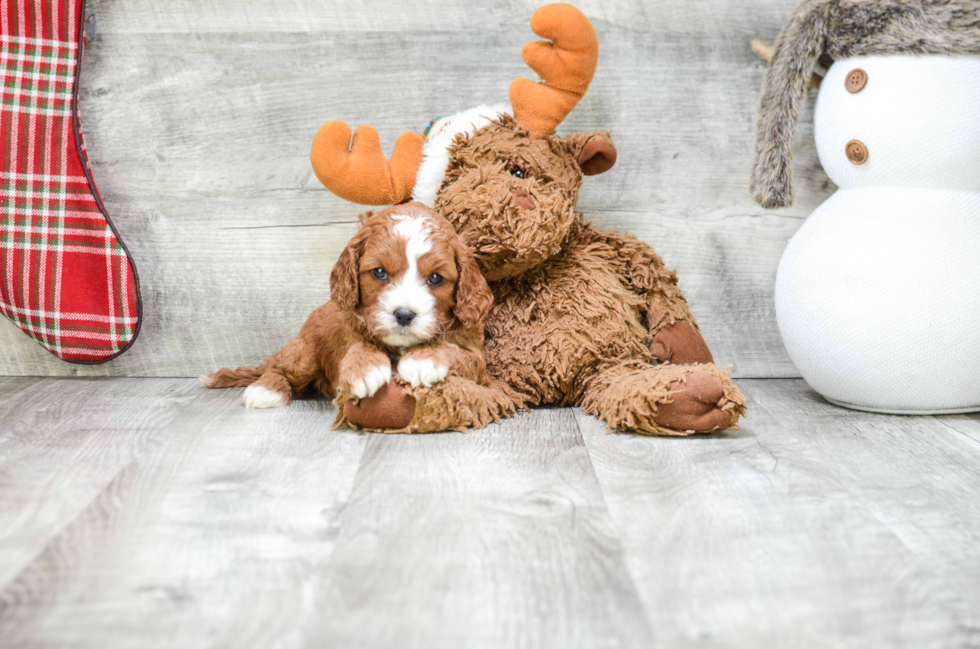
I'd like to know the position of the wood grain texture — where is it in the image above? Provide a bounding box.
[308,407,654,648]
[0,0,823,378]
[0,382,653,648]
[0,378,199,590]
[0,382,367,648]
[4,379,980,646]
[92,0,805,35]
[577,379,980,648]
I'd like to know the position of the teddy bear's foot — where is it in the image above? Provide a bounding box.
[343,381,417,430]
[653,371,736,432]
[337,377,522,433]
[650,321,714,365]
[581,362,746,436]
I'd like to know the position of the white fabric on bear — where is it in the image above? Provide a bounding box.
[778,55,980,413]
[412,103,511,207]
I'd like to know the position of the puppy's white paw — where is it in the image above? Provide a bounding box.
[243,384,287,409]
[350,364,392,399]
[397,357,449,388]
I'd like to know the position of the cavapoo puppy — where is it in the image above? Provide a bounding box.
[202,202,493,417]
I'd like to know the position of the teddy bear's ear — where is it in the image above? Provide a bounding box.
[565,131,617,176]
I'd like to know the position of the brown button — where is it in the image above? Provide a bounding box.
[845,68,867,93]
[846,140,868,165]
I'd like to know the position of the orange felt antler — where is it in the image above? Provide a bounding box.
[510,4,599,138]
[310,121,424,205]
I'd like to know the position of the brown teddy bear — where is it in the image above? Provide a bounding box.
[313,3,746,435]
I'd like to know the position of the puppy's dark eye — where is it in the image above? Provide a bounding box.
[372,267,388,281]
[510,168,526,179]
[427,273,443,287]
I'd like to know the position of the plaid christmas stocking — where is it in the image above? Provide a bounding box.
[1,0,141,363]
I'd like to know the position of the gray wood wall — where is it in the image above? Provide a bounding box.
[0,0,830,378]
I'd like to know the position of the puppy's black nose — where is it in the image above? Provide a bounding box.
[394,308,416,327]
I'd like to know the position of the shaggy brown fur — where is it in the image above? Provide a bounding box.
[752,0,980,208]
[343,116,747,435]
[203,204,515,423]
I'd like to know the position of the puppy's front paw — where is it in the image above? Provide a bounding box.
[348,364,392,399]
[397,357,449,388]
[243,384,288,409]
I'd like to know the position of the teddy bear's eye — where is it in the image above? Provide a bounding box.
[510,167,526,179]
[372,267,388,280]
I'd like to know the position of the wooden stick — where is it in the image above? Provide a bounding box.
[751,38,773,62]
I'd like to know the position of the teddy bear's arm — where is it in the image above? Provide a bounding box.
[596,229,715,365]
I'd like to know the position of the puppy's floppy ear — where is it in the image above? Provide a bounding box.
[452,238,493,329]
[356,210,373,227]
[564,131,617,176]
[330,224,371,310]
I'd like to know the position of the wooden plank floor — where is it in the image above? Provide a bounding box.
[2,378,980,647]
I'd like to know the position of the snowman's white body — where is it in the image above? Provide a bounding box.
[775,55,980,413]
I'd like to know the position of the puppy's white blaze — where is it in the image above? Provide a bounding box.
[378,214,438,347]
[243,384,287,409]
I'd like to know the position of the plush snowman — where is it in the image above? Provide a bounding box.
[751,0,980,414]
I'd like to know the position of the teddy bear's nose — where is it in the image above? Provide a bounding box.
[512,190,536,210]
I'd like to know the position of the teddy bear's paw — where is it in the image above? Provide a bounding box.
[397,357,448,388]
[654,372,733,432]
[345,381,417,430]
[650,321,714,365]
[348,364,392,399]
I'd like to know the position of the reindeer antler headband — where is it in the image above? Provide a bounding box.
[510,3,598,139]
[310,3,599,206]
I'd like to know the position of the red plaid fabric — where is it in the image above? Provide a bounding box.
[1,0,140,363]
